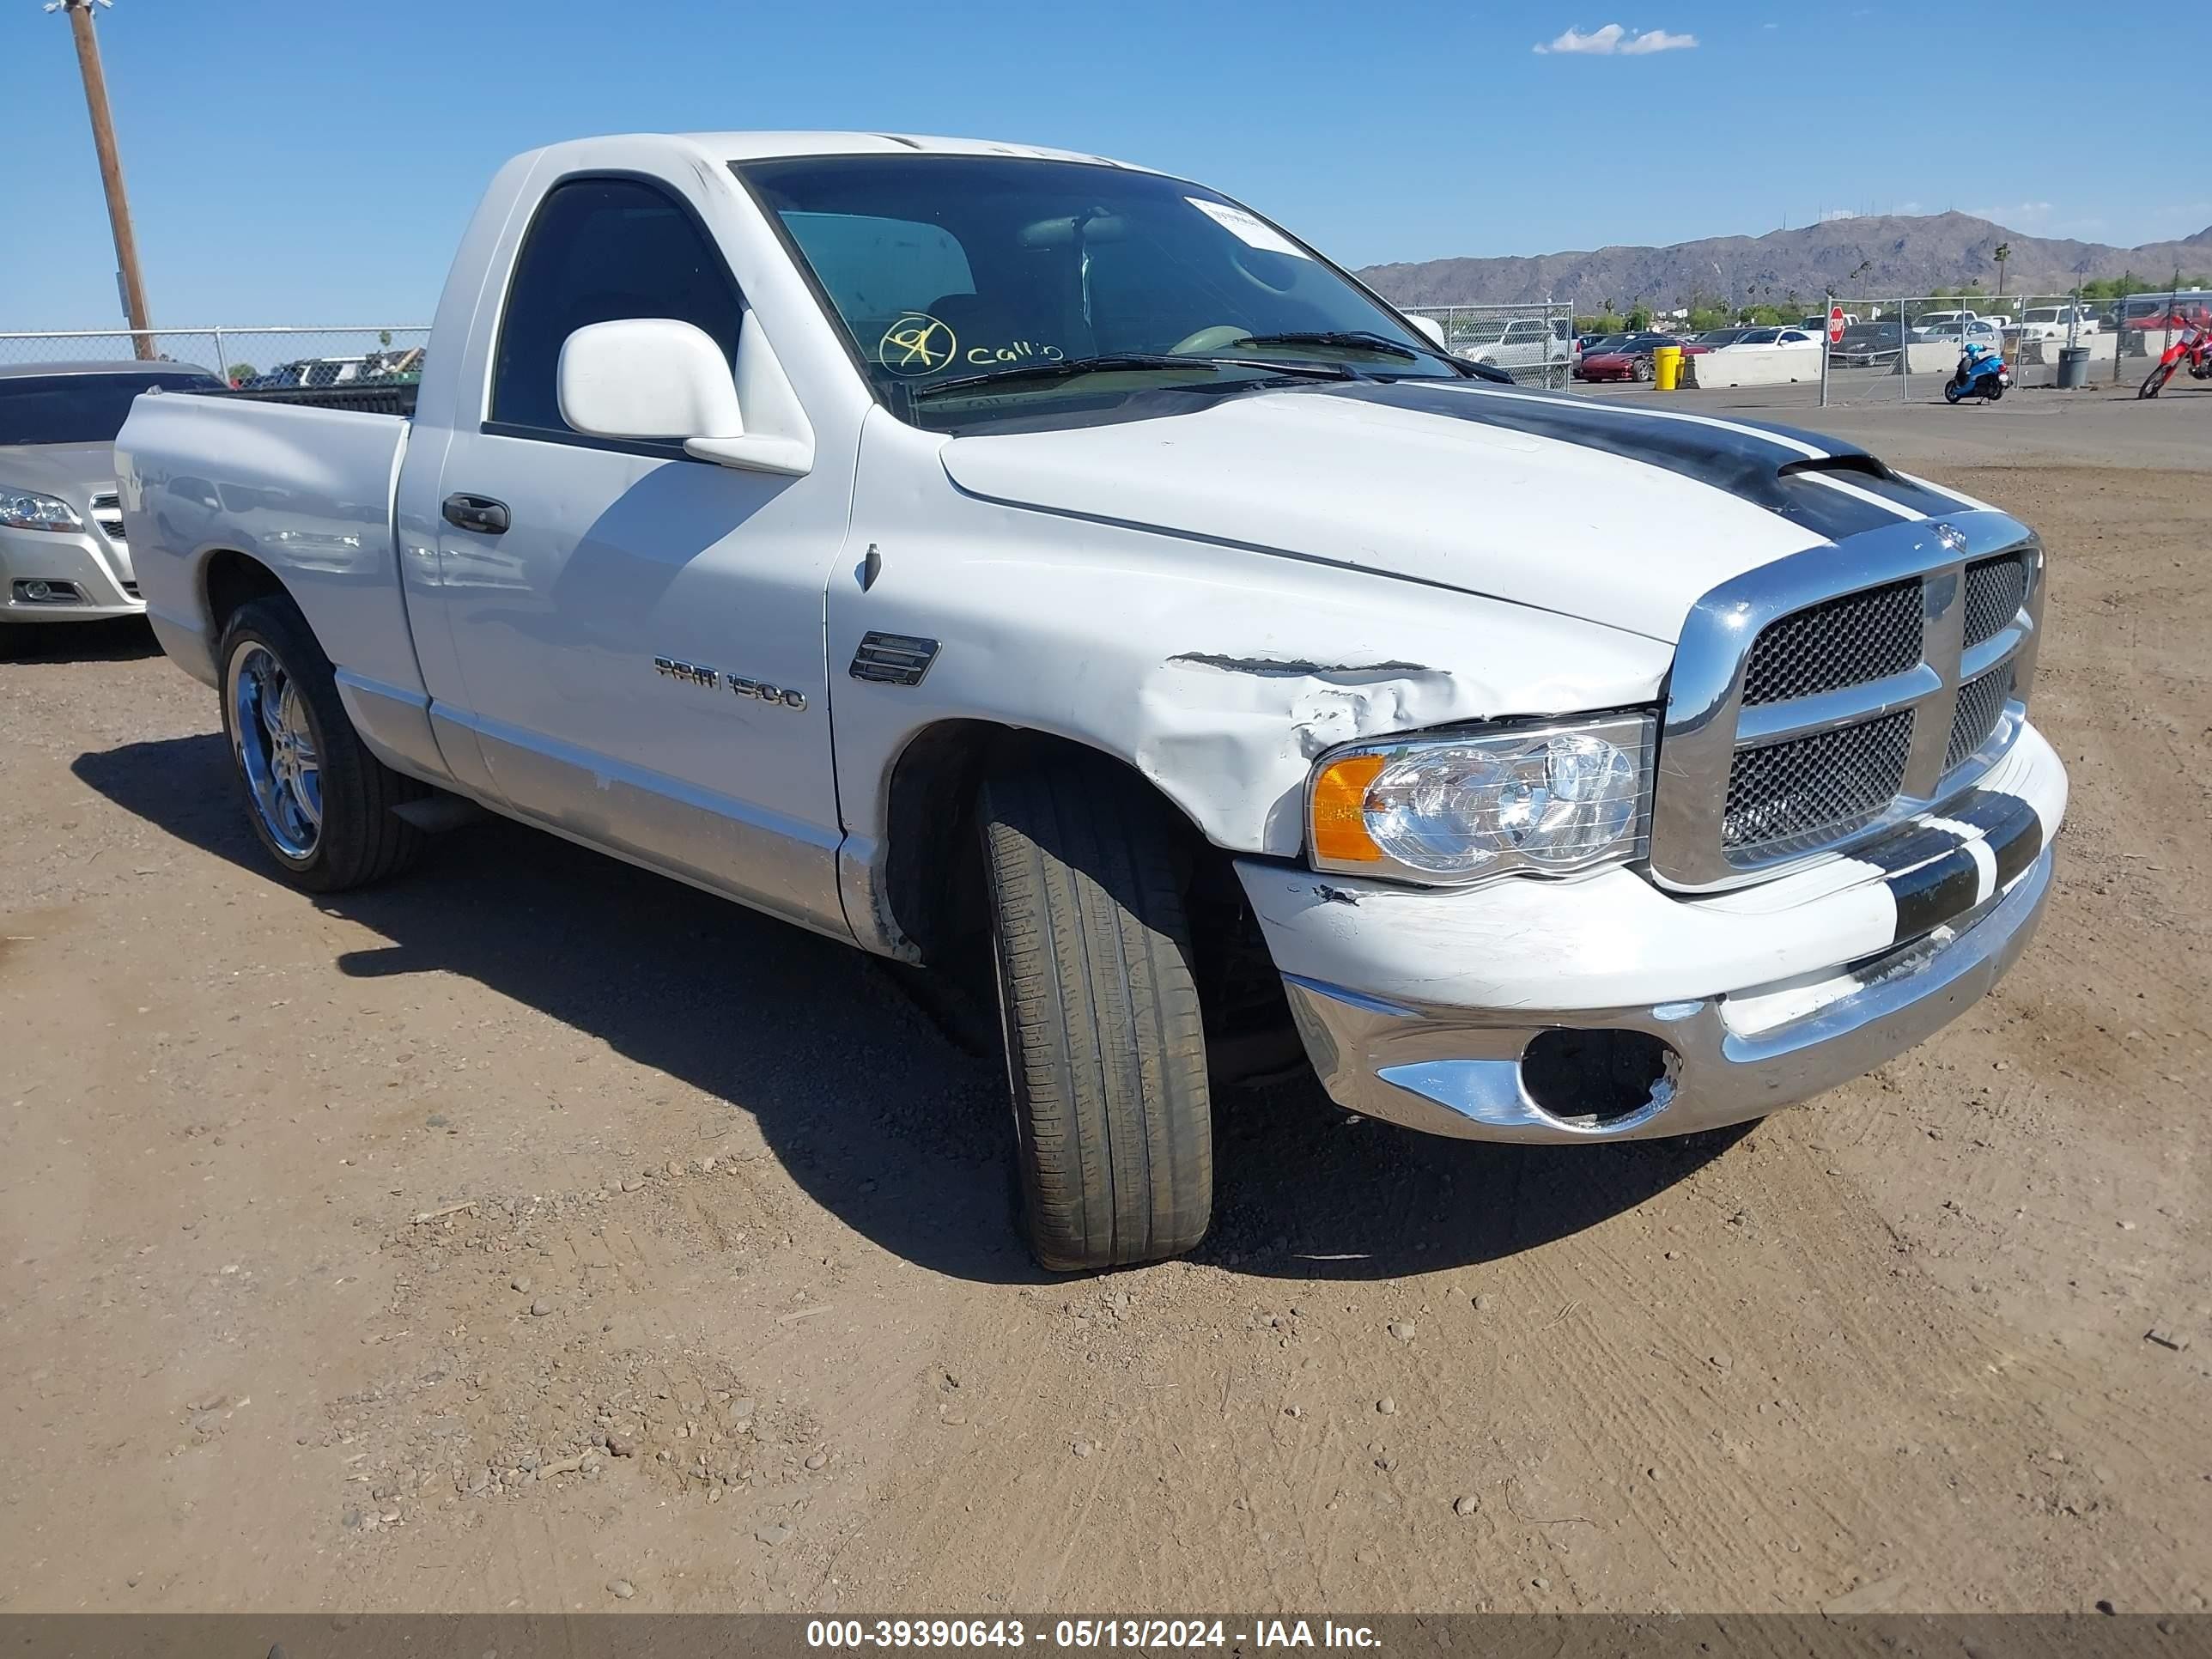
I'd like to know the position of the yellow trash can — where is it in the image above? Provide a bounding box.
[1653,344,1683,391]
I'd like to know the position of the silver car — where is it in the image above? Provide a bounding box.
[2,360,225,635]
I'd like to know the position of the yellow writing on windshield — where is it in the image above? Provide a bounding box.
[967,341,1066,366]
[878,313,957,376]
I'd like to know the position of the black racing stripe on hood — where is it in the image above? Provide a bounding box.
[1779,458,1969,517]
[1320,382,1906,542]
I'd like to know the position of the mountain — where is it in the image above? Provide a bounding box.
[1356,213,2212,310]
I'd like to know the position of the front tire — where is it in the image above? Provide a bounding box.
[2139,363,2172,398]
[1633,356,1655,382]
[977,759,1213,1272]
[1943,380,1963,404]
[217,595,423,891]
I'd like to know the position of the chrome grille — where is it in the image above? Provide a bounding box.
[1723,711,1915,860]
[1740,578,1923,706]
[1651,514,2044,891]
[1945,663,2014,774]
[89,490,125,545]
[1961,554,2026,647]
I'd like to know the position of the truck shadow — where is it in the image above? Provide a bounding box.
[3,617,162,664]
[74,733,1743,1285]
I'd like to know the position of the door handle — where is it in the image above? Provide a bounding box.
[441,493,510,535]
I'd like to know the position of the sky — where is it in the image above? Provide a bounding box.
[7,0,2206,332]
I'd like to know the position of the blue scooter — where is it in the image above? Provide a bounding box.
[1943,339,2010,403]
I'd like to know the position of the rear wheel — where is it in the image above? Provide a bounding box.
[977,758,1212,1272]
[218,595,423,891]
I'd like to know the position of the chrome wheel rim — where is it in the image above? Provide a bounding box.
[227,641,322,860]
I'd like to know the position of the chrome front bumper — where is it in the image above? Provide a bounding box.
[1276,847,2052,1142]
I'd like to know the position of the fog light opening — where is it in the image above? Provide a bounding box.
[1521,1029,1678,1127]
[12,580,84,605]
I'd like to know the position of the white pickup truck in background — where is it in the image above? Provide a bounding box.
[118,131,2066,1272]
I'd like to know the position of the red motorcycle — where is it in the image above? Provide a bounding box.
[2138,319,2212,398]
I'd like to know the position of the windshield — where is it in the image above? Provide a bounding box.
[738,155,1457,431]
[0,368,222,446]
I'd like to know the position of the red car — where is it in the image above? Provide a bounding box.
[2122,298,2211,333]
[1573,331,1696,382]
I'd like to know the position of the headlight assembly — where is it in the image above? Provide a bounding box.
[1309,714,1655,886]
[0,487,83,533]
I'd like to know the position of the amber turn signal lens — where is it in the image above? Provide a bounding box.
[1311,752,1386,863]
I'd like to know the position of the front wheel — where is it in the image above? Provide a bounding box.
[977,758,1212,1272]
[1943,380,1964,404]
[2140,362,2173,398]
[218,595,424,891]
[1633,356,1656,382]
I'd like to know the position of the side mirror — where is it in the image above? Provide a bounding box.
[557,318,811,477]
[1407,313,1449,351]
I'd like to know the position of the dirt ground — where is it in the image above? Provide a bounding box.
[3,392,2207,1615]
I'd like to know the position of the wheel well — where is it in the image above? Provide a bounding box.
[881,722,1293,1072]
[202,550,286,637]
[883,723,1192,959]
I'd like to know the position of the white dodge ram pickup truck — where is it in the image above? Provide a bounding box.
[118,131,2066,1272]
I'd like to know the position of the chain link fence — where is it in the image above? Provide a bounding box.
[0,325,431,390]
[1399,301,1575,386]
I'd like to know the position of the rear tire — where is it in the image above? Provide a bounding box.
[217,594,424,892]
[977,758,1213,1272]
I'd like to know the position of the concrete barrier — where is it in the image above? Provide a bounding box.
[2014,334,2116,366]
[1684,344,1820,388]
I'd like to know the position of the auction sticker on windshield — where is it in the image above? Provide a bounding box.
[1186,198,1309,258]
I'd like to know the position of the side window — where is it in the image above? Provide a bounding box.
[1504,320,1542,343]
[490,176,744,435]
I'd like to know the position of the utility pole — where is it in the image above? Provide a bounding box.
[49,0,155,359]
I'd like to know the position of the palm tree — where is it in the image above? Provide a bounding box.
[1993,242,2012,301]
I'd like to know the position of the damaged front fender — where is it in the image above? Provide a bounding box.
[831,446,1674,865]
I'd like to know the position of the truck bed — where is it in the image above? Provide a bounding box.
[115,385,426,708]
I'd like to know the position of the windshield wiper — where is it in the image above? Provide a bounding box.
[1230,328,1474,376]
[911,354,1222,400]
[1234,330,1419,360]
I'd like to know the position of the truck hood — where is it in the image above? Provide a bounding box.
[0,441,117,507]
[940,380,1966,642]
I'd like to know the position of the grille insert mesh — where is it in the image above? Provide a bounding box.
[1961,554,2027,647]
[1945,663,2014,774]
[1723,710,1916,863]
[1741,580,1923,707]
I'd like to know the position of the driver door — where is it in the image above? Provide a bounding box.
[422,173,854,936]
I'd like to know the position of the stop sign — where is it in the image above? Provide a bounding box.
[1827,305,1846,345]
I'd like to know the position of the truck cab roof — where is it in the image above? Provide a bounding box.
[531,130,1152,171]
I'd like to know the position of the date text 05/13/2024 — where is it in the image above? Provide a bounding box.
[805,1620,1382,1649]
